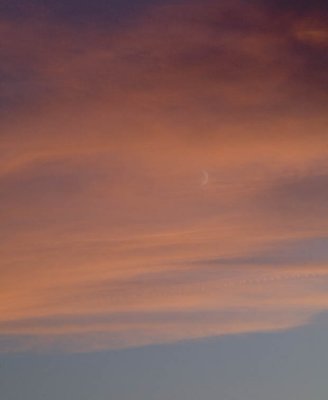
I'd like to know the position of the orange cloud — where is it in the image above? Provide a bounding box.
[1,0,328,351]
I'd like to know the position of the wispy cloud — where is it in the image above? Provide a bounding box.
[1,0,328,351]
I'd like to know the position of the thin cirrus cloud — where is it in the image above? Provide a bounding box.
[1,0,328,352]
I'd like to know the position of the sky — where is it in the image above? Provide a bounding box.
[1,0,328,398]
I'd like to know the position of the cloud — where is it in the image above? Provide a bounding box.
[1,0,328,351]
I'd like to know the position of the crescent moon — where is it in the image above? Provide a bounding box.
[201,170,209,186]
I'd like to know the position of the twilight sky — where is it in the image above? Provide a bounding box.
[1,0,328,398]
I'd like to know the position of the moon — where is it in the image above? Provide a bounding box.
[201,170,209,186]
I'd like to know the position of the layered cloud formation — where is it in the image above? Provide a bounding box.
[1,0,328,351]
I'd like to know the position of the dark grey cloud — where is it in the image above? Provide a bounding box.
[260,172,328,221]
[1,0,328,117]
[194,237,328,268]
[267,0,328,15]
[0,0,163,24]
